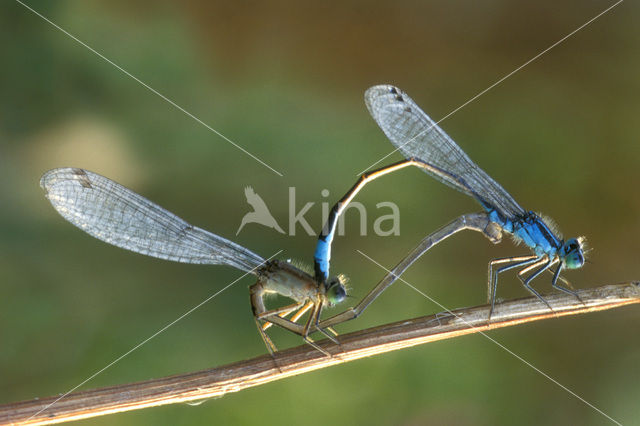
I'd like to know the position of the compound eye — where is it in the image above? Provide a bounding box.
[326,276,347,305]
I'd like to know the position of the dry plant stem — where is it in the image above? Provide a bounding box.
[2,282,638,426]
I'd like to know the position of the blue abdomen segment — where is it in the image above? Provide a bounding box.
[488,210,561,257]
[314,228,335,282]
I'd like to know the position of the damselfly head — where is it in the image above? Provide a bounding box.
[325,274,348,306]
[561,236,587,269]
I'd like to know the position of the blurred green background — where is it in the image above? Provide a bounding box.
[2,1,639,424]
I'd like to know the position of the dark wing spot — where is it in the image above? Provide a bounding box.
[389,87,398,94]
[178,224,195,239]
[404,106,412,113]
[395,94,404,102]
[72,168,93,188]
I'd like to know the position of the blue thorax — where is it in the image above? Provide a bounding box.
[488,209,562,258]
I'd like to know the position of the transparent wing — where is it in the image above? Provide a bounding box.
[365,84,524,218]
[40,168,265,273]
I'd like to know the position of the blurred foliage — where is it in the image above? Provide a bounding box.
[1,1,639,425]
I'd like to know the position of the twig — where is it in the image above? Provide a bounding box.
[2,282,638,425]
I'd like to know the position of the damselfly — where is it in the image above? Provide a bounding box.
[41,168,347,353]
[315,85,586,317]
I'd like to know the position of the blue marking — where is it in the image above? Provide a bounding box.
[512,213,561,257]
[314,228,335,281]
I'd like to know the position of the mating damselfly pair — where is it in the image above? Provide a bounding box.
[41,85,586,353]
